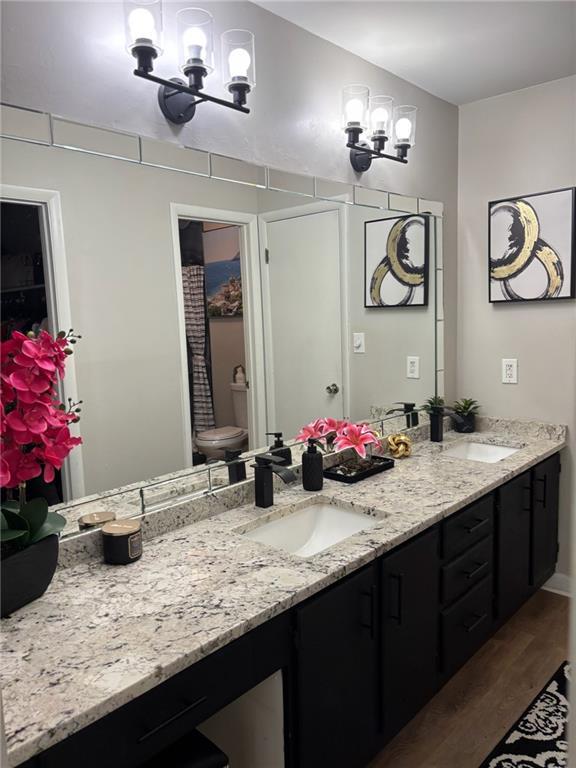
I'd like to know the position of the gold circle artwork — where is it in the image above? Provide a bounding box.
[370,217,426,306]
[387,433,412,459]
[490,199,564,300]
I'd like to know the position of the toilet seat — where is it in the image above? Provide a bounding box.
[196,426,245,442]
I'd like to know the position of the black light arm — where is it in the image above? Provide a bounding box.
[131,48,250,125]
[345,126,410,172]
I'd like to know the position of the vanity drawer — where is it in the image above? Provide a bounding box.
[441,576,493,677]
[442,536,493,605]
[442,496,494,560]
[34,612,291,768]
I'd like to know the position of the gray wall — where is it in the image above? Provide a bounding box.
[0,0,459,400]
[457,76,576,579]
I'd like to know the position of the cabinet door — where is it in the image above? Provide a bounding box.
[531,454,560,589]
[294,563,379,768]
[496,472,531,621]
[381,527,440,741]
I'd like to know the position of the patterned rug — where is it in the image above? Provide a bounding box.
[479,662,570,767]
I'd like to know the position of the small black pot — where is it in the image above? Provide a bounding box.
[1,535,59,618]
[452,413,476,433]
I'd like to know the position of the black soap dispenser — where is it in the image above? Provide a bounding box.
[266,432,292,466]
[302,439,323,491]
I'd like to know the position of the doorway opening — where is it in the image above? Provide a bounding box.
[0,201,64,503]
[178,219,250,464]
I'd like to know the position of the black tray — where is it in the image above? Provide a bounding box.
[323,455,395,484]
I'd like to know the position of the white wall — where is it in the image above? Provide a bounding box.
[0,0,459,401]
[457,76,576,578]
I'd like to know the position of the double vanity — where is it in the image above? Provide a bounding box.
[1,416,565,768]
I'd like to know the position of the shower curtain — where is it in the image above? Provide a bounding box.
[179,220,216,436]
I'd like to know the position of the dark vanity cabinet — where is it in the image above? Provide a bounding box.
[495,471,532,621]
[19,455,562,768]
[531,454,560,589]
[495,453,560,622]
[381,527,440,741]
[292,563,380,768]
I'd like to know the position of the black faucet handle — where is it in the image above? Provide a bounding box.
[394,401,416,411]
[253,452,286,467]
[224,448,245,463]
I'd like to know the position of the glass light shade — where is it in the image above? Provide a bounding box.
[341,85,369,130]
[393,105,417,146]
[221,29,256,88]
[369,95,394,138]
[124,0,163,54]
[177,7,214,73]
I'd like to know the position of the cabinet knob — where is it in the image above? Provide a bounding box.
[326,383,340,395]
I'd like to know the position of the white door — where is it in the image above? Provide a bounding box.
[262,209,344,439]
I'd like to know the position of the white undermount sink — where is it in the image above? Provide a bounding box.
[443,442,520,463]
[242,502,380,558]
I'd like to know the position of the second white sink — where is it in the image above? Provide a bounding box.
[443,442,519,463]
[242,502,380,557]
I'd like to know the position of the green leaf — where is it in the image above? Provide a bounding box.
[28,512,66,544]
[1,500,20,515]
[19,498,48,538]
[0,509,30,546]
[0,528,29,544]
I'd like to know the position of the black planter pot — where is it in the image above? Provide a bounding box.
[453,414,476,433]
[1,535,59,618]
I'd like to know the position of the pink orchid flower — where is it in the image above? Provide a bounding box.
[295,418,326,443]
[319,418,349,436]
[334,423,380,459]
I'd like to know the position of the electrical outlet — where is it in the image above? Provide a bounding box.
[502,358,518,384]
[353,333,365,353]
[406,356,420,379]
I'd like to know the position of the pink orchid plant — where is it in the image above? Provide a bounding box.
[1,329,83,489]
[296,418,381,459]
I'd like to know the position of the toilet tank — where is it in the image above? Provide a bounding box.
[230,382,248,429]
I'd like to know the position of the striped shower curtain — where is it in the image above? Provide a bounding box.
[181,264,216,433]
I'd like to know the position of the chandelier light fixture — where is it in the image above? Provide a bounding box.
[124,0,255,124]
[342,85,417,172]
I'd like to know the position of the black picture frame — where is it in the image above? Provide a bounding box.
[364,213,430,308]
[488,187,576,304]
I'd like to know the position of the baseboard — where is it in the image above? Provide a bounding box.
[542,572,571,597]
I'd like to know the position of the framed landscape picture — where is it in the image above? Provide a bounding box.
[489,187,576,303]
[364,214,429,308]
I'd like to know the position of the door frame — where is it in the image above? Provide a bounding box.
[170,203,266,459]
[0,184,86,500]
[258,201,350,432]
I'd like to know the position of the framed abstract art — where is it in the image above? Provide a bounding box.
[364,214,430,308]
[489,187,576,303]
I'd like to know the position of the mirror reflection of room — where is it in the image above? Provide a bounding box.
[178,219,249,463]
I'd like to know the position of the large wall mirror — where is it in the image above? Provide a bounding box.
[1,116,444,537]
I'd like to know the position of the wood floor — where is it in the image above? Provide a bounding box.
[370,589,569,768]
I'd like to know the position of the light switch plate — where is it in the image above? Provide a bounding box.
[353,333,365,354]
[406,356,420,379]
[502,358,518,384]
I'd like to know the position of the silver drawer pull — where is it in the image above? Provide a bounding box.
[463,613,487,633]
[463,561,488,580]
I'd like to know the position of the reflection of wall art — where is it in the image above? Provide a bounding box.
[205,253,243,317]
[364,214,429,308]
[489,187,576,303]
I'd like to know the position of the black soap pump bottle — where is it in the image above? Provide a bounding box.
[266,432,292,466]
[302,438,323,491]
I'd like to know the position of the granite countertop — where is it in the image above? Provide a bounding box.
[0,417,566,766]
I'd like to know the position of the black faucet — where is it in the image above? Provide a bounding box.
[251,453,297,508]
[225,449,247,485]
[386,402,419,429]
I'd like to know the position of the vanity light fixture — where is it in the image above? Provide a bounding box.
[342,85,417,172]
[124,0,255,124]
